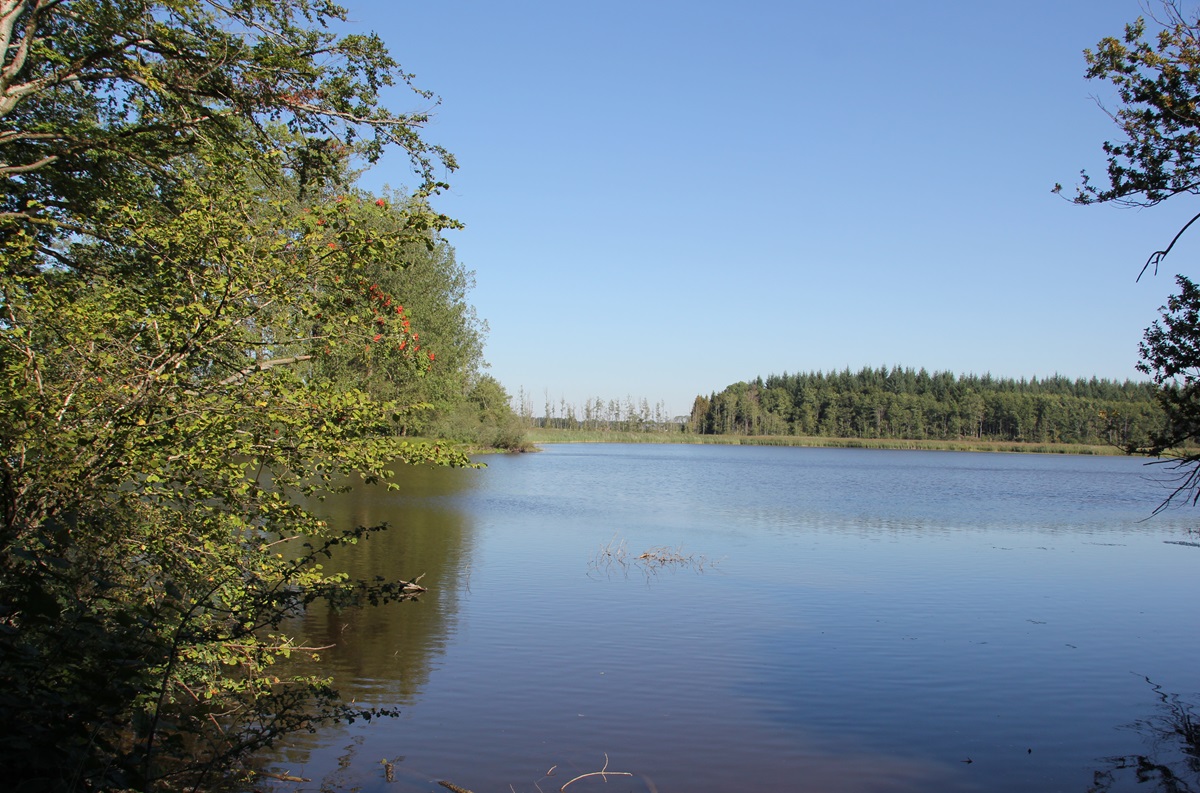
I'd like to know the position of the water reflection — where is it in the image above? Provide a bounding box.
[1090,679,1200,792]
[260,463,483,776]
[254,447,1200,793]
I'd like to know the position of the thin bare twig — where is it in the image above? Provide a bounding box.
[560,754,633,791]
[1138,210,1200,281]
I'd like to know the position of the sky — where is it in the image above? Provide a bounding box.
[341,0,1200,418]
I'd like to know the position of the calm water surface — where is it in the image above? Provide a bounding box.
[262,445,1200,793]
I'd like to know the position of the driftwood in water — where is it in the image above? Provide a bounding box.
[257,771,310,782]
[437,781,475,793]
[401,573,427,594]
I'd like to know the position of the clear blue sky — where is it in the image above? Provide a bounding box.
[344,0,1199,418]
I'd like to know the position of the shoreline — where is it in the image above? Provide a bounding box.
[519,428,1130,456]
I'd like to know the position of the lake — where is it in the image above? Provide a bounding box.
[261,444,1200,793]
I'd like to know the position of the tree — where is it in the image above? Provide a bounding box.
[0,0,455,249]
[303,188,488,434]
[2,139,467,793]
[438,374,527,450]
[1134,275,1200,507]
[0,2,471,790]
[1064,0,1200,506]
[689,369,1159,444]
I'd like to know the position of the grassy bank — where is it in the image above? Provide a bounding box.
[522,428,1126,455]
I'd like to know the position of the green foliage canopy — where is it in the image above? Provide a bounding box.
[1,0,455,249]
[0,2,482,790]
[689,369,1164,447]
[306,188,487,429]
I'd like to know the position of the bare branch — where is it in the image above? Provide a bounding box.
[1137,210,1200,281]
[0,153,59,176]
[215,355,313,387]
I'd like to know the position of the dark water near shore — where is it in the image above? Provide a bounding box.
[262,444,1200,793]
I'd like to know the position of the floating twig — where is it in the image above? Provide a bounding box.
[560,754,633,791]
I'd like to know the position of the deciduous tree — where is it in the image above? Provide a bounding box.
[1063,0,1200,505]
[0,2,471,790]
[0,0,454,250]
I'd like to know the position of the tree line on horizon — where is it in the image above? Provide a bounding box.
[686,367,1165,447]
[513,387,680,431]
